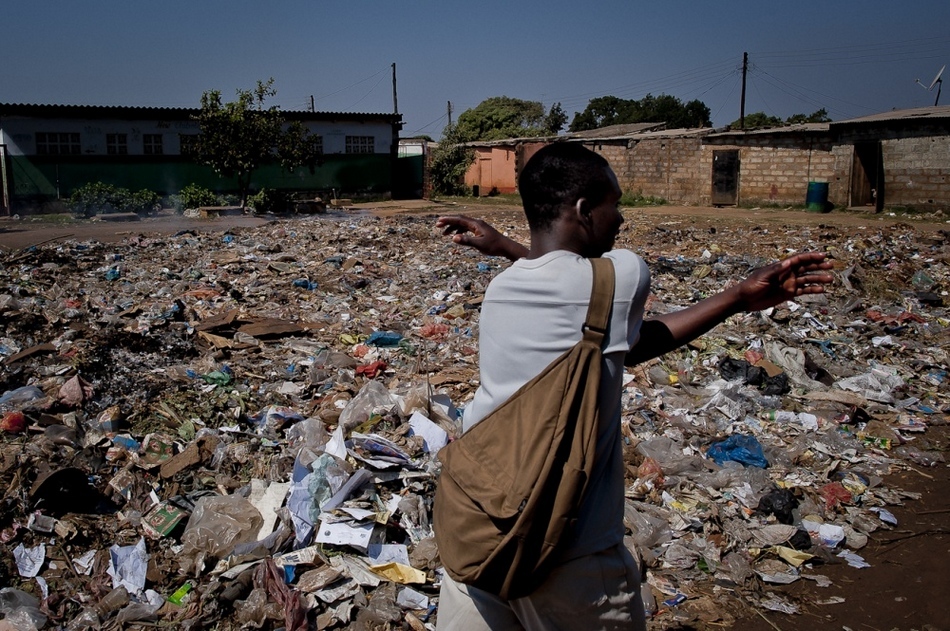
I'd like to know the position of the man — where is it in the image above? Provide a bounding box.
[434,143,833,631]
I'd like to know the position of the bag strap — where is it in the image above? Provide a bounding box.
[582,258,615,345]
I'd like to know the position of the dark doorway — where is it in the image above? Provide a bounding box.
[850,141,884,212]
[711,150,739,206]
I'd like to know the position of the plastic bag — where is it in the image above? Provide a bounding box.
[706,434,769,468]
[179,495,264,575]
[636,436,704,475]
[623,501,673,550]
[337,380,394,432]
[286,418,329,466]
[0,588,46,630]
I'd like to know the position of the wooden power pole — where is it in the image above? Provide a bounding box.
[391,63,399,115]
[740,52,748,130]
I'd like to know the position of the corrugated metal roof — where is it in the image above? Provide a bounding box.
[567,122,665,138]
[829,105,950,126]
[603,127,712,140]
[707,122,830,138]
[0,102,401,122]
[461,125,711,147]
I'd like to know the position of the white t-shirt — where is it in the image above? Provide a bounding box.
[464,249,651,560]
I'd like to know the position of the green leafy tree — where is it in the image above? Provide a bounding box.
[544,103,568,136]
[456,97,566,142]
[785,108,832,124]
[191,79,322,205]
[430,124,475,196]
[730,111,784,129]
[731,108,831,129]
[569,94,711,131]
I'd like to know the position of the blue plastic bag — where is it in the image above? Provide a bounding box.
[706,434,769,468]
[366,331,403,347]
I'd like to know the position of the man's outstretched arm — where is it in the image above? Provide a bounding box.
[436,215,835,365]
[625,252,833,365]
[436,215,528,261]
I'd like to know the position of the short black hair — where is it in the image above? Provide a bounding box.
[518,143,613,231]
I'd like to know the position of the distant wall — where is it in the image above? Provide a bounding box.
[701,135,837,206]
[587,137,706,204]
[464,146,517,195]
[881,134,950,211]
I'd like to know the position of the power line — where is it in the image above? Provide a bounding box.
[407,113,448,136]
[345,73,387,110]
[752,67,880,115]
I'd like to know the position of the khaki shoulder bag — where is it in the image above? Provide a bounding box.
[433,257,615,600]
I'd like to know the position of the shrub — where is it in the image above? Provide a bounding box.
[247,188,291,214]
[68,183,164,217]
[68,182,122,218]
[430,124,474,197]
[620,190,667,207]
[178,184,217,210]
[128,190,162,216]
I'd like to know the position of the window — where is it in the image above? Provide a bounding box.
[345,135,374,154]
[179,134,199,155]
[143,134,164,155]
[106,133,128,155]
[35,132,80,155]
[313,135,323,155]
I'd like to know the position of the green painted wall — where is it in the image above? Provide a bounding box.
[7,154,394,208]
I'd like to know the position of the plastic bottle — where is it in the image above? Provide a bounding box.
[641,582,657,616]
[96,586,130,616]
[767,410,797,422]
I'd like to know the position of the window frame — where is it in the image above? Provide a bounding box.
[345,135,375,154]
[106,133,129,156]
[35,132,81,155]
[143,134,164,155]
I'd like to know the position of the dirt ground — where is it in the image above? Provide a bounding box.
[1,201,947,631]
[0,200,946,252]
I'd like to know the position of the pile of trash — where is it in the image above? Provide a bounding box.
[0,211,947,630]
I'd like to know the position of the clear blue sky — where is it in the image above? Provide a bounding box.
[4,1,948,137]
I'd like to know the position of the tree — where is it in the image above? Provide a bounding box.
[191,79,322,205]
[429,124,475,196]
[455,96,566,142]
[785,108,832,124]
[730,112,784,129]
[569,94,711,132]
[731,108,832,129]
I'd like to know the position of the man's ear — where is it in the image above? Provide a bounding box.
[574,197,592,223]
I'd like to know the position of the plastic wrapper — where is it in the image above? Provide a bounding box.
[0,588,47,630]
[337,380,395,432]
[623,502,673,551]
[286,418,330,466]
[893,445,945,467]
[179,495,264,575]
[635,436,705,475]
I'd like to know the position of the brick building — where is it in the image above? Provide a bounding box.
[459,106,950,213]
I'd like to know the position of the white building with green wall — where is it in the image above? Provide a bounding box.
[0,103,404,213]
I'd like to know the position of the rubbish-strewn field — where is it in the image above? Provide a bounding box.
[0,206,947,631]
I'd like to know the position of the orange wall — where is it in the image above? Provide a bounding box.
[464,146,518,195]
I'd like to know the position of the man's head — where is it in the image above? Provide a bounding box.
[519,142,623,256]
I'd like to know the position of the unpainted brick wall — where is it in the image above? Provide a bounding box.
[882,135,950,211]
[591,138,705,204]
[701,139,836,207]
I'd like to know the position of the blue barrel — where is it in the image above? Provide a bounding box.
[806,181,830,212]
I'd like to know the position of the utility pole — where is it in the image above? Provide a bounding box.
[391,63,399,115]
[740,52,748,130]
[447,101,453,127]
[310,95,314,113]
